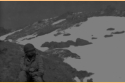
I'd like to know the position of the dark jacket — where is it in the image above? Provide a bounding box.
[20,54,44,76]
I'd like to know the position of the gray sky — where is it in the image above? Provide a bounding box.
[0,1,124,30]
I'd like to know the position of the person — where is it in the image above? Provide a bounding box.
[18,43,44,82]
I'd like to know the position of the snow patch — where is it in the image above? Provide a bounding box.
[64,33,125,82]
[8,39,13,42]
[52,19,66,25]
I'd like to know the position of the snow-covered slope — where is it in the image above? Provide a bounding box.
[1,6,125,82]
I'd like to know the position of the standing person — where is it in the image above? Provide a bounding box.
[18,43,44,82]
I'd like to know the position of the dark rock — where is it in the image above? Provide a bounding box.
[92,37,97,39]
[104,34,113,38]
[44,49,81,60]
[63,33,71,36]
[41,38,92,49]
[76,70,94,81]
[111,31,125,34]
[107,28,115,31]
[75,24,81,27]
[54,32,62,36]
[87,78,93,82]
[67,40,75,45]
[75,38,92,46]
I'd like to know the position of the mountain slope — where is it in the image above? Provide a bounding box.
[0,41,94,82]
[2,5,125,43]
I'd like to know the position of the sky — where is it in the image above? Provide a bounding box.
[0,1,125,30]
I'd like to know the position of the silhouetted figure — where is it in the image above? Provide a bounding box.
[18,43,44,82]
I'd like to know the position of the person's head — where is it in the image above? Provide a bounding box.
[24,43,36,57]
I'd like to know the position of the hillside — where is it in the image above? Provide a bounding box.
[0,41,93,82]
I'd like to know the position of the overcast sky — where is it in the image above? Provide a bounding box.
[0,1,124,30]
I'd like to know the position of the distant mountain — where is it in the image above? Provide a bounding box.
[3,5,125,42]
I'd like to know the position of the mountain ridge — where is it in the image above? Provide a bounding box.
[2,5,125,42]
